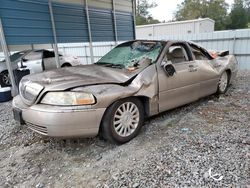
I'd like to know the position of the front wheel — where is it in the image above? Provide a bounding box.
[0,70,11,87]
[217,71,229,94]
[100,98,144,144]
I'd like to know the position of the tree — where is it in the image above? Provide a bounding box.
[175,0,206,21]
[206,0,231,30]
[244,0,250,27]
[136,0,160,25]
[174,0,230,30]
[227,0,248,29]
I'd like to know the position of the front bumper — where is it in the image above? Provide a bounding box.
[12,96,106,138]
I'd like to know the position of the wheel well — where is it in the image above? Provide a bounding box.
[226,69,231,83]
[1,70,8,74]
[102,96,150,123]
[61,63,71,67]
[136,96,150,118]
[98,96,150,138]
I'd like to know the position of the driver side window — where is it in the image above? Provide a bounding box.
[23,51,42,61]
[166,45,189,64]
[43,50,55,58]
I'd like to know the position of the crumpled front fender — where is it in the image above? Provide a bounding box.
[72,65,159,114]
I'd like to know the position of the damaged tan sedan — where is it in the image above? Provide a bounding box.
[13,40,238,144]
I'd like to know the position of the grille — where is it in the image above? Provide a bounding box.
[26,122,48,135]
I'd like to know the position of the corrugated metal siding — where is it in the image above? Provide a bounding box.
[136,19,214,39]
[52,0,83,5]
[0,41,121,64]
[0,0,53,44]
[152,29,250,69]
[57,41,117,63]
[89,8,115,42]
[200,20,214,33]
[52,2,89,43]
[116,11,135,41]
[0,0,135,45]
[115,0,133,13]
[88,0,112,10]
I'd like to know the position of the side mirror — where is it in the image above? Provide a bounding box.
[161,61,176,77]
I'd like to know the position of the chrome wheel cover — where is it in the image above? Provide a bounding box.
[219,72,228,92]
[2,73,10,85]
[113,102,140,137]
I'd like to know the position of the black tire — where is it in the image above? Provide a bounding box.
[61,63,72,67]
[100,97,144,144]
[0,70,11,87]
[217,71,229,94]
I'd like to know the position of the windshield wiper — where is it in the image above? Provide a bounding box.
[95,62,125,69]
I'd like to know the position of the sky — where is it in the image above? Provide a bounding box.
[149,0,235,22]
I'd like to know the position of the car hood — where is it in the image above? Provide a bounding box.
[22,64,141,91]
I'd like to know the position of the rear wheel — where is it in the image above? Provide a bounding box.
[0,70,11,87]
[217,71,229,94]
[100,98,144,144]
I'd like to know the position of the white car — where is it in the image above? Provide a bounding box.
[0,50,81,86]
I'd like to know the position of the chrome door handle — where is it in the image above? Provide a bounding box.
[213,64,221,68]
[189,65,197,72]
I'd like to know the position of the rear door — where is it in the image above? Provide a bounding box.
[189,44,220,97]
[158,42,200,112]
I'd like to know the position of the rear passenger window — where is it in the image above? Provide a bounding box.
[166,45,189,64]
[191,46,209,60]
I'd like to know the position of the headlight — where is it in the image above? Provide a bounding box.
[41,92,95,106]
[19,79,44,105]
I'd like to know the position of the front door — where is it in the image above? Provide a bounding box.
[158,42,200,112]
[43,50,57,70]
[22,51,43,74]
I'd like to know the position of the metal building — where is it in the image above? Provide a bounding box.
[0,0,135,45]
[136,18,215,39]
[0,0,136,94]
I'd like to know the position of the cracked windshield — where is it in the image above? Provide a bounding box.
[96,41,163,69]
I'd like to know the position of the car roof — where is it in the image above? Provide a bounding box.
[18,49,52,53]
[125,39,213,59]
[126,39,203,46]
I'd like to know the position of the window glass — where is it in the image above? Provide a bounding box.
[97,41,163,68]
[43,51,55,58]
[190,46,209,60]
[24,51,42,61]
[0,51,29,63]
[166,45,189,64]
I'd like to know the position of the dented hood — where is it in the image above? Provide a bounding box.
[22,64,140,91]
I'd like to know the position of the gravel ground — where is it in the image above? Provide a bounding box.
[0,71,249,188]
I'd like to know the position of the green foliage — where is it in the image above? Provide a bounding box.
[135,0,160,25]
[175,0,206,21]
[227,0,248,29]
[207,0,231,30]
[174,0,230,30]
[174,0,250,30]
[135,0,250,29]
[245,0,250,27]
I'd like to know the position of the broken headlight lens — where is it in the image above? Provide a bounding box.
[41,92,95,106]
